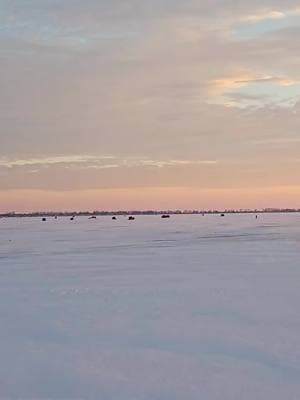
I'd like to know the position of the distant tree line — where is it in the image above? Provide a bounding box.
[1,208,300,218]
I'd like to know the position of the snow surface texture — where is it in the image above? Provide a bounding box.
[1,214,300,399]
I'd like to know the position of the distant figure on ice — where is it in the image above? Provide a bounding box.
[112,216,117,220]
[88,216,97,219]
[161,214,170,219]
[128,216,135,221]
[42,217,47,222]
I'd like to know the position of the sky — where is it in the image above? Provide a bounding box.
[1,0,300,211]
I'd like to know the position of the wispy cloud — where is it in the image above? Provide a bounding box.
[235,77,298,86]
[207,73,300,109]
[0,154,219,170]
[209,73,299,96]
[239,6,300,24]
[122,159,218,168]
[0,155,116,168]
[240,10,286,23]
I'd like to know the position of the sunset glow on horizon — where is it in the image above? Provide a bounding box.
[2,186,300,213]
[1,0,300,211]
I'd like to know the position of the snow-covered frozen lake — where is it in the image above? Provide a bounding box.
[1,213,300,399]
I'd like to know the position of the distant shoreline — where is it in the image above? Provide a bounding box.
[1,209,300,218]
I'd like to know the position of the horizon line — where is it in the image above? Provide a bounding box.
[2,208,300,217]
